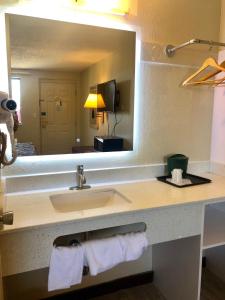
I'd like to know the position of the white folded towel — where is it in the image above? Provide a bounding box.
[48,245,84,292]
[83,232,148,276]
[83,236,124,276]
[118,232,149,262]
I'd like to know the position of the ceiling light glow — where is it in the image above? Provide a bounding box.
[75,0,129,15]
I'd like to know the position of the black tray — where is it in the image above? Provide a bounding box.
[157,173,211,188]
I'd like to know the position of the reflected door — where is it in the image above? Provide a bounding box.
[40,81,77,155]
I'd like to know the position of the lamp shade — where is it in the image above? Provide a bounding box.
[84,93,106,109]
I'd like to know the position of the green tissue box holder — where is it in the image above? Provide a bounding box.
[167,154,189,176]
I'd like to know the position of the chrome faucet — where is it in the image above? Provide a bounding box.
[70,165,91,190]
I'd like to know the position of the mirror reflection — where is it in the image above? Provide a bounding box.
[7,14,136,156]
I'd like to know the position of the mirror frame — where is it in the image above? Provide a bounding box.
[1,9,140,167]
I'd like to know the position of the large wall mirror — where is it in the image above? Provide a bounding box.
[7,14,136,156]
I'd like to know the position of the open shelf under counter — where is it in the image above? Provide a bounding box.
[203,202,225,250]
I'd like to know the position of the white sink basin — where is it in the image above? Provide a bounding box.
[50,188,131,213]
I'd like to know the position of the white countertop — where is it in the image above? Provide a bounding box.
[2,173,225,234]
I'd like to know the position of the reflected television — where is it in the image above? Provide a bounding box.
[97,79,118,113]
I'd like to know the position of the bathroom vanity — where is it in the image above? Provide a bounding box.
[1,173,225,299]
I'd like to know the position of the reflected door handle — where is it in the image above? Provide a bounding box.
[0,211,14,225]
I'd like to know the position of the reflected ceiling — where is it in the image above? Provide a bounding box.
[9,14,132,71]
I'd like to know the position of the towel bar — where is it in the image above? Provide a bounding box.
[53,222,147,247]
[52,223,147,278]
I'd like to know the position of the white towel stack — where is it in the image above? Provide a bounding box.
[119,232,149,262]
[83,232,148,276]
[48,232,148,291]
[83,236,125,276]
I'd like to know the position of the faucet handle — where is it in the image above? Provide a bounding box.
[70,164,90,190]
[77,165,84,172]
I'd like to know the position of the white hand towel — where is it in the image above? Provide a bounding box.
[48,245,84,292]
[118,232,149,262]
[83,236,124,276]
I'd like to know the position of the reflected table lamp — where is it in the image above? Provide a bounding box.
[84,93,106,120]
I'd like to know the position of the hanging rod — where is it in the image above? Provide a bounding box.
[165,38,225,57]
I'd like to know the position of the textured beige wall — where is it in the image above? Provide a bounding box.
[137,0,220,45]
[0,0,221,175]
[80,37,135,150]
[140,63,214,163]
[220,0,225,41]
